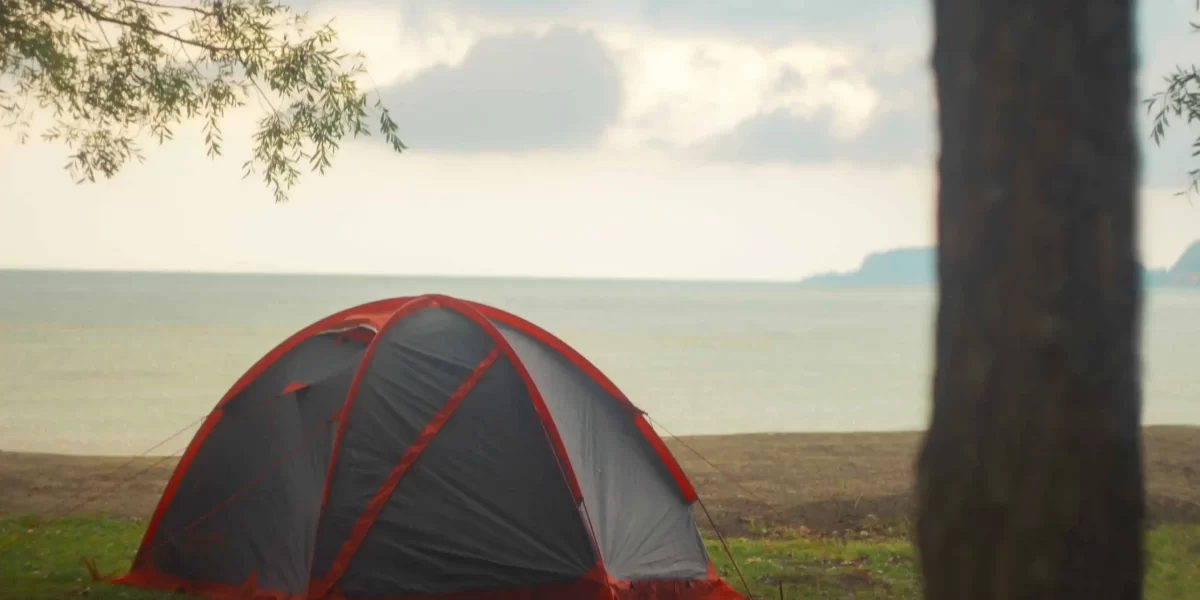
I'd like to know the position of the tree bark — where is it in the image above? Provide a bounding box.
[915,1,1145,599]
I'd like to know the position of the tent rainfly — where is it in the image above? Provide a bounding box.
[115,294,743,600]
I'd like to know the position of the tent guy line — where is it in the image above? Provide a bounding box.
[79,294,748,599]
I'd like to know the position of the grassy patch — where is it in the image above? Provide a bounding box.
[709,536,919,598]
[1145,524,1200,600]
[0,517,1196,599]
[0,516,159,599]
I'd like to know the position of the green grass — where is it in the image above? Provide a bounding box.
[1,517,1196,599]
[1144,524,1200,600]
[0,516,160,600]
[708,535,919,598]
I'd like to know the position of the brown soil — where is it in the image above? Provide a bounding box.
[1,426,1196,538]
[669,426,1200,537]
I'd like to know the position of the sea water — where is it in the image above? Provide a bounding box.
[0,269,1195,456]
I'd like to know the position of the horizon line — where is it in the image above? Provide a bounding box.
[2,264,1191,287]
[0,265,822,286]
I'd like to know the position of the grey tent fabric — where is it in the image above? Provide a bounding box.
[337,354,595,596]
[141,339,363,594]
[220,330,371,417]
[494,323,711,581]
[121,296,737,600]
[309,307,496,582]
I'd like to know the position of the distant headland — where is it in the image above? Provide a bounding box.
[800,241,1200,287]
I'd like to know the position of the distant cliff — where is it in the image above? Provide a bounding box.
[802,243,1200,287]
[801,248,936,286]
[1165,241,1200,285]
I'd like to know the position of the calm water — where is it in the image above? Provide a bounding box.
[0,270,1196,456]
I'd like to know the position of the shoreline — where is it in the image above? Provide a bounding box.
[8,423,1200,459]
[3,426,1197,537]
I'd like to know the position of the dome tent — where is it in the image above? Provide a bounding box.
[115,294,742,600]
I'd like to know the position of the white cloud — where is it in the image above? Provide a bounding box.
[3,0,1198,280]
[375,27,623,151]
[293,7,890,152]
[304,7,488,87]
[598,28,880,148]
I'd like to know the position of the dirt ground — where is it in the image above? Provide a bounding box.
[671,426,1200,537]
[1,426,1196,538]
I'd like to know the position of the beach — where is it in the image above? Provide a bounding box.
[4,426,1197,536]
[2,272,1198,597]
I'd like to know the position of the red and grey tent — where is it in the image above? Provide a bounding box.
[114,294,743,599]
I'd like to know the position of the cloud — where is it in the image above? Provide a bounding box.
[697,104,935,166]
[372,0,928,47]
[309,0,1189,179]
[701,108,840,163]
[696,62,935,166]
[374,27,623,151]
[637,0,928,47]
[298,1,925,157]
[844,106,936,164]
[599,34,877,150]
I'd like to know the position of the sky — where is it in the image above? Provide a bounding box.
[3,0,1200,280]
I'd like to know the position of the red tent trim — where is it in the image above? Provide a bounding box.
[432,295,587,502]
[133,298,413,563]
[310,348,501,597]
[116,563,742,600]
[464,300,699,504]
[118,294,738,600]
[317,296,438,511]
[428,295,608,581]
[114,560,299,600]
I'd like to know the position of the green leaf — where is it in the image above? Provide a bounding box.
[0,0,405,202]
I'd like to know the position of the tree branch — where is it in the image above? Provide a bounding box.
[61,0,244,54]
[122,0,215,17]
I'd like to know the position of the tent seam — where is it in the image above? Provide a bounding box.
[432,296,610,582]
[310,347,501,597]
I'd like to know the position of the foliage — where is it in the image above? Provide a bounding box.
[0,0,405,202]
[1145,2,1200,196]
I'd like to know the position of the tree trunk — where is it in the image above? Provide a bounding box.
[915,1,1145,599]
